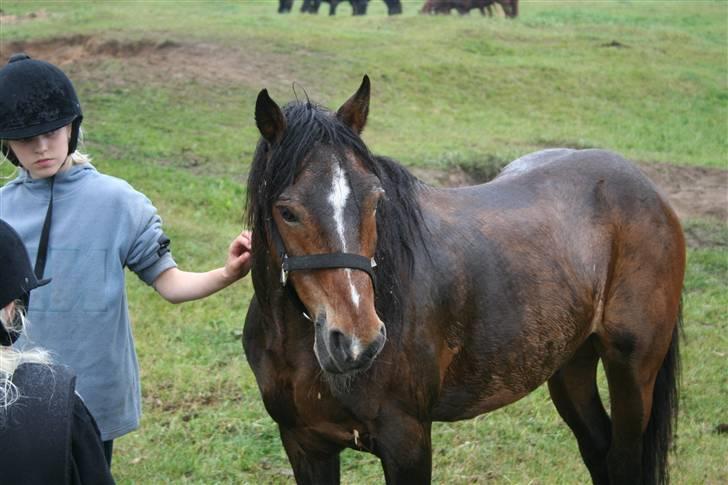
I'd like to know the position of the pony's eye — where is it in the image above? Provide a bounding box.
[278,207,299,224]
[373,190,384,213]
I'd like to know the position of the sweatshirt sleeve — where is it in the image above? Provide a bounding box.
[125,193,177,285]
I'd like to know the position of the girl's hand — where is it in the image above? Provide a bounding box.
[154,230,253,303]
[222,230,253,282]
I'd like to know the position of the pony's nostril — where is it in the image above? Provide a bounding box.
[329,329,357,364]
[329,329,344,347]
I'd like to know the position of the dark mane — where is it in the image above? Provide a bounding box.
[245,100,426,337]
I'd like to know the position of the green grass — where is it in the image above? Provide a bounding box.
[2,0,726,172]
[1,1,726,483]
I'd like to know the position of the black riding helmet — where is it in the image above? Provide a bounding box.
[0,53,83,165]
[0,220,51,345]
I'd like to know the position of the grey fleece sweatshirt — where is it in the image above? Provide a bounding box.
[0,163,176,440]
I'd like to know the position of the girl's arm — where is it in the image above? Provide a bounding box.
[153,231,252,304]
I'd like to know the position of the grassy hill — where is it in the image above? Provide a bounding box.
[1,1,725,483]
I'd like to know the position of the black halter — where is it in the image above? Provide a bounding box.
[271,222,377,290]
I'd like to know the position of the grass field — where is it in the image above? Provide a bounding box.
[1,1,726,483]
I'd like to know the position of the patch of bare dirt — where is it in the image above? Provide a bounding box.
[0,9,48,25]
[0,34,297,89]
[638,163,727,223]
[411,166,477,187]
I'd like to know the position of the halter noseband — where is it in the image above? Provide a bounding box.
[272,223,377,289]
[281,252,377,287]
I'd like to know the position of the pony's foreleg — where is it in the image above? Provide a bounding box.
[302,0,322,13]
[386,0,402,15]
[279,427,342,485]
[329,0,339,15]
[547,338,611,484]
[375,416,432,484]
[278,0,293,13]
[351,0,368,15]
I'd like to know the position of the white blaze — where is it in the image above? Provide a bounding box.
[328,164,361,309]
[351,337,362,360]
[328,163,350,249]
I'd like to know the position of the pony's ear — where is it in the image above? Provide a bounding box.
[255,89,287,144]
[336,75,370,135]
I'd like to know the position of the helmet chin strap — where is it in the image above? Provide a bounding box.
[2,141,19,166]
[34,175,55,279]
[25,176,55,311]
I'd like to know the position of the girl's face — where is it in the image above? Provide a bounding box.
[7,124,72,179]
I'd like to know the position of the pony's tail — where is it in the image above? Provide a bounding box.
[642,299,682,484]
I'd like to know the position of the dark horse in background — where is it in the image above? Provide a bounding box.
[421,0,518,17]
[280,0,402,15]
[243,76,684,484]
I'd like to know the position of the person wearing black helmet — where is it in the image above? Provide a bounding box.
[0,219,115,485]
[0,54,253,465]
[0,53,83,168]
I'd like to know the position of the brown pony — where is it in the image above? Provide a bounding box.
[243,76,684,484]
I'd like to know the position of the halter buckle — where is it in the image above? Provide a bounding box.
[280,254,289,286]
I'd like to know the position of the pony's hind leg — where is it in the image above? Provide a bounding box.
[597,298,681,485]
[594,174,683,484]
[600,354,649,484]
[548,337,611,485]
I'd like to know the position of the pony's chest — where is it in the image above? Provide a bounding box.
[260,365,373,449]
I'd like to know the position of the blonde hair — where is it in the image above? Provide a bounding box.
[0,302,52,409]
[68,149,92,165]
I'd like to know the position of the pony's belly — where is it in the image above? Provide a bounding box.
[432,373,553,421]
[430,329,589,421]
[444,378,556,421]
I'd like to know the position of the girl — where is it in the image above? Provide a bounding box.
[0,53,252,464]
[1,218,115,484]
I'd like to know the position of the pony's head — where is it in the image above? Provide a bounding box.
[249,76,387,375]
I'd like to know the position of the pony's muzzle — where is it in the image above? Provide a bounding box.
[315,318,386,374]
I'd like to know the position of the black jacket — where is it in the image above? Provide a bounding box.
[0,363,114,484]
